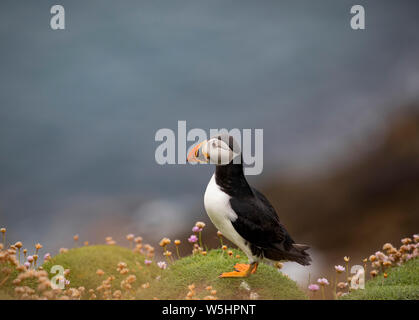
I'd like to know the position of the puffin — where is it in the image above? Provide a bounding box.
[187,134,311,278]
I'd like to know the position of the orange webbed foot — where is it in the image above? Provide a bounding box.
[219,263,258,278]
[234,263,257,274]
[218,270,249,278]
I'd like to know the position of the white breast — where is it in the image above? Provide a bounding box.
[204,174,253,259]
[204,174,237,223]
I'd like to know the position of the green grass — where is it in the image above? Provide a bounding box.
[341,258,419,300]
[3,244,417,300]
[0,260,17,300]
[0,290,13,300]
[2,246,306,300]
[39,245,307,299]
[0,260,38,299]
[41,245,306,299]
[137,248,307,300]
[0,261,17,298]
[42,245,160,292]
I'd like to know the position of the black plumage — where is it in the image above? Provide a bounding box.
[215,155,311,266]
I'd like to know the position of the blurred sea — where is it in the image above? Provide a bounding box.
[1,1,419,276]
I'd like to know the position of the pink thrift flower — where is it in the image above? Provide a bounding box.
[192,226,201,233]
[27,255,34,262]
[317,278,329,286]
[144,259,152,266]
[24,262,30,268]
[375,251,386,261]
[157,261,167,270]
[308,284,320,292]
[188,235,198,243]
[335,265,345,273]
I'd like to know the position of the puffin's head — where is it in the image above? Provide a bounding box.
[187,134,241,165]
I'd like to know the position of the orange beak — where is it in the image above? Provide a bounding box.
[187,140,208,163]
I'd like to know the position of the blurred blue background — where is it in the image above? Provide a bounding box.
[1,1,418,277]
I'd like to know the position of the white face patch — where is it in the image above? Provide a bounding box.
[202,138,240,165]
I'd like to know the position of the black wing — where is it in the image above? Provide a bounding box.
[230,187,311,265]
[230,187,294,250]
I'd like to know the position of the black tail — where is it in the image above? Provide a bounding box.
[290,243,312,266]
[264,243,312,266]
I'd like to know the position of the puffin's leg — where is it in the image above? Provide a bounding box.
[252,262,258,273]
[219,262,258,278]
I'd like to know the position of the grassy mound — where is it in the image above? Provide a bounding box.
[0,260,37,299]
[0,263,16,298]
[137,248,307,300]
[42,246,306,300]
[342,258,419,300]
[42,245,159,292]
[2,245,306,299]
